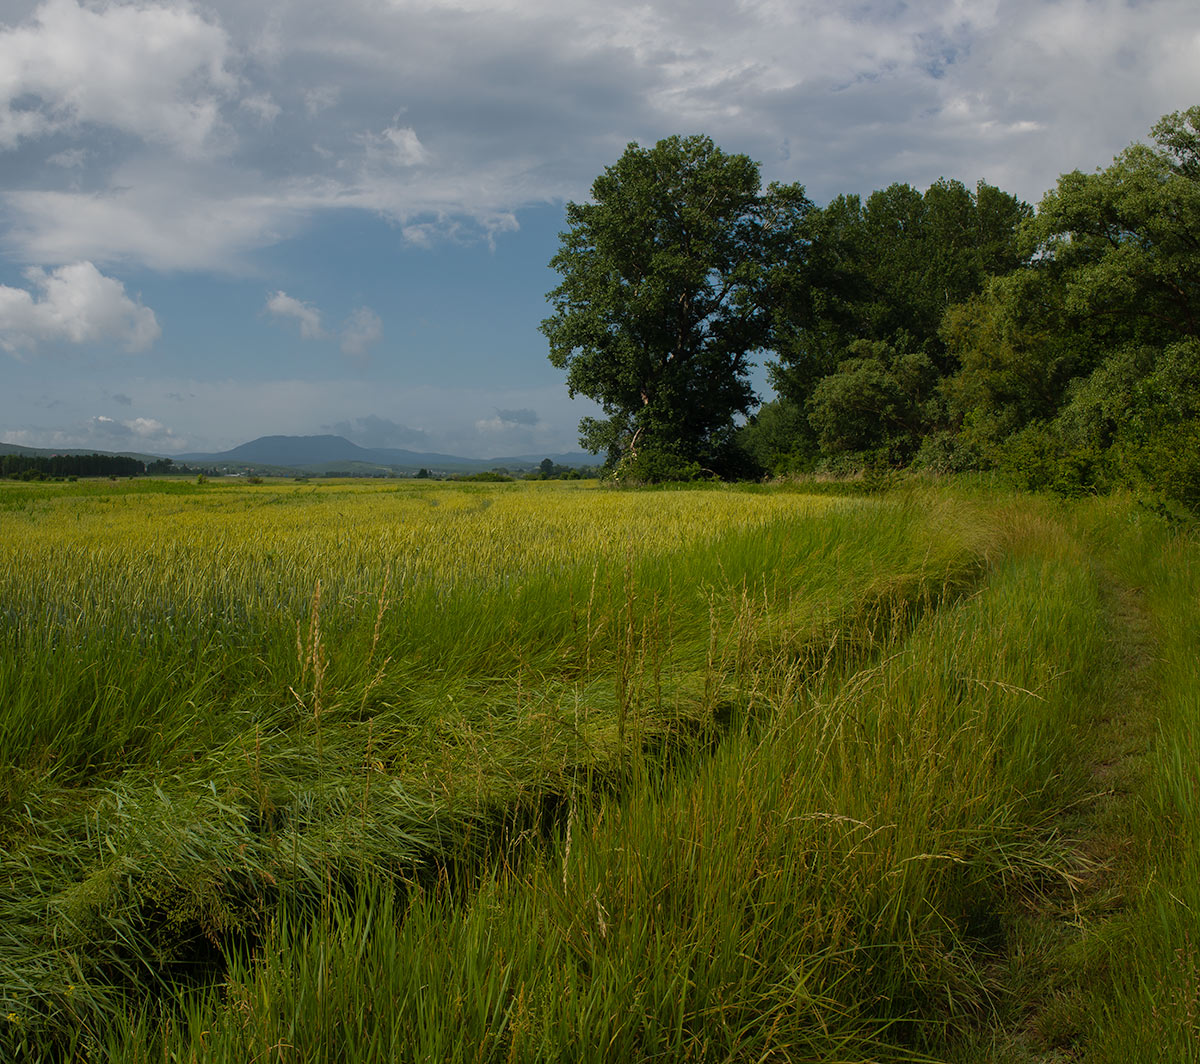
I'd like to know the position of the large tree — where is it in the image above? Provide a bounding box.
[541,135,810,476]
[766,178,1030,466]
[941,106,1200,505]
[944,108,1200,447]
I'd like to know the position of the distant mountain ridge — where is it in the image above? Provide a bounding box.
[177,435,593,472]
[1,435,595,474]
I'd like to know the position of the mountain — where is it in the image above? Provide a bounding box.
[177,434,441,468]
[1,434,597,475]
[179,434,367,466]
[175,435,595,473]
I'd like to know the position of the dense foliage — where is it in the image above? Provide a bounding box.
[542,135,809,479]
[552,108,1200,510]
[945,107,1200,508]
[760,105,1200,510]
[758,178,1031,467]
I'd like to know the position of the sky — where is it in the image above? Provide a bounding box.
[0,0,1197,459]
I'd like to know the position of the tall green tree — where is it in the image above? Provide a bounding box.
[943,107,1200,487]
[765,178,1029,466]
[1026,106,1200,347]
[771,180,1030,395]
[542,135,810,476]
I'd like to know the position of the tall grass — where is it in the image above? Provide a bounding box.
[51,486,1130,1062]
[1,479,995,1059]
[1062,500,1200,1060]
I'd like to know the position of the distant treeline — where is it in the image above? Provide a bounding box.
[1,454,600,482]
[441,460,597,483]
[0,453,174,479]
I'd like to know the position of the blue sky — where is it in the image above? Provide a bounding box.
[0,0,1198,458]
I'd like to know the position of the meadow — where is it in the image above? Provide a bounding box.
[0,476,1196,1061]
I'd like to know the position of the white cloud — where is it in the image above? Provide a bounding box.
[240,93,281,124]
[340,306,382,360]
[1,414,186,452]
[90,414,176,441]
[353,124,430,169]
[0,0,235,156]
[4,167,319,271]
[0,261,159,354]
[265,290,324,340]
[265,293,383,361]
[0,0,1196,274]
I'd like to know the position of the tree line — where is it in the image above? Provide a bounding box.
[543,107,1200,510]
[0,453,162,480]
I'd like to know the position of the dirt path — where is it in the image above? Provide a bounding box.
[978,573,1159,1061]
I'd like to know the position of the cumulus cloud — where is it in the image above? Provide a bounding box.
[0,0,235,156]
[265,290,324,340]
[0,261,160,354]
[476,408,541,433]
[1,415,186,452]
[3,165,321,272]
[90,414,174,441]
[266,292,384,360]
[0,0,1195,281]
[353,124,430,169]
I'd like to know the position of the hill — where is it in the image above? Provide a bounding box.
[2,435,597,476]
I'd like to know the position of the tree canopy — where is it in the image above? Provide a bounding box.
[542,135,810,478]
[762,178,1030,466]
[545,107,1200,511]
[938,106,1200,503]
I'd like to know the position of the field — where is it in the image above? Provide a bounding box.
[1,477,1197,1061]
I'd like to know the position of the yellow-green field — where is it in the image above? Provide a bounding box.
[1,478,1196,1061]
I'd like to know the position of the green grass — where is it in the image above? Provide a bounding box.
[1065,499,1200,1060]
[1,479,1191,1060]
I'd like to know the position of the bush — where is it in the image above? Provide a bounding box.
[997,421,1106,498]
[735,399,815,476]
[451,471,513,483]
[911,430,986,474]
[614,448,705,484]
